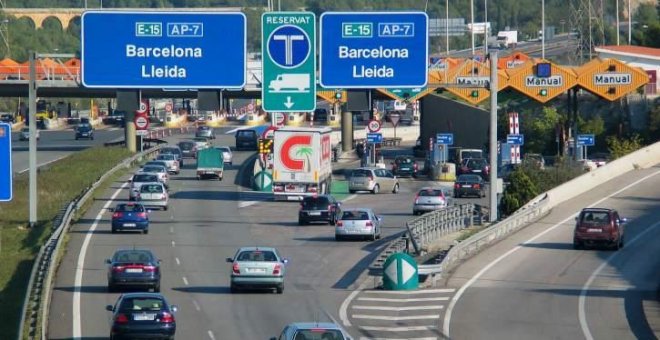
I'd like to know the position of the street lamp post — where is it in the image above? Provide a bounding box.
[542,0,545,59]
[470,0,475,55]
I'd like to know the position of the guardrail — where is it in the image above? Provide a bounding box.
[103,126,194,147]
[17,145,164,340]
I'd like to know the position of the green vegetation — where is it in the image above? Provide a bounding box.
[0,146,132,340]
[607,134,644,159]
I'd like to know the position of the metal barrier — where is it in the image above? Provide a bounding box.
[17,145,164,340]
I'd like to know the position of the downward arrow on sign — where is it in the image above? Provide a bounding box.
[284,96,294,109]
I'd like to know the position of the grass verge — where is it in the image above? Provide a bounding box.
[456,225,489,242]
[0,146,132,340]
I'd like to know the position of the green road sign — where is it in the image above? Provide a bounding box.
[381,87,428,102]
[382,252,418,290]
[253,171,273,192]
[262,12,316,112]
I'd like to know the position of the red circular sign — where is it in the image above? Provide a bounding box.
[367,119,382,133]
[134,115,149,130]
[165,103,173,113]
[275,112,285,125]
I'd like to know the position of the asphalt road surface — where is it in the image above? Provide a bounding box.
[10,127,124,174]
[443,164,660,340]
[47,128,472,339]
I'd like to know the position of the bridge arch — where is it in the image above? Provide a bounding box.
[3,9,82,30]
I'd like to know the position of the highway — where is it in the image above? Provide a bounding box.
[46,128,473,339]
[10,127,124,174]
[442,164,660,340]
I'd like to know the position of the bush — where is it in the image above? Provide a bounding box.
[500,168,539,216]
[607,134,643,159]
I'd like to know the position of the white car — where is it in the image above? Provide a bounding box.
[193,137,210,150]
[138,165,169,184]
[215,146,233,165]
[128,173,160,201]
[156,153,180,174]
[137,182,169,211]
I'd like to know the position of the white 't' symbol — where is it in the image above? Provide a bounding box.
[273,34,304,65]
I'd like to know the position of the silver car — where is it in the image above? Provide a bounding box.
[270,322,352,340]
[348,167,399,194]
[137,182,169,211]
[335,208,382,241]
[215,146,233,165]
[195,126,215,139]
[413,187,450,215]
[138,165,169,184]
[192,137,210,150]
[128,173,160,201]
[156,154,180,174]
[226,247,287,294]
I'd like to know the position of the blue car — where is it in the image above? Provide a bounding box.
[111,203,150,234]
[106,293,177,340]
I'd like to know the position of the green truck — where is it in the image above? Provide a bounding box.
[196,148,224,180]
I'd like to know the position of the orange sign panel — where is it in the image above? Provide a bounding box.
[317,90,347,103]
[428,57,462,85]
[444,59,508,104]
[575,58,649,101]
[498,52,530,70]
[507,59,577,103]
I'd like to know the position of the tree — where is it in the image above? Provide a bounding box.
[606,134,643,159]
[500,167,539,216]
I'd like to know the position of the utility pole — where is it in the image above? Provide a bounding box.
[488,51,498,222]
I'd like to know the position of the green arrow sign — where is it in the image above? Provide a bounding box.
[262,12,316,112]
[381,87,427,101]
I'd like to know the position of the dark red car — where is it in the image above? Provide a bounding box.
[573,208,627,250]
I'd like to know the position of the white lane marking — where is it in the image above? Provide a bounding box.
[171,240,176,247]
[182,277,189,286]
[357,297,449,302]
[238,201,258,208]
[207,330,216,340]
[73,182,128,338]
[579,219,660,340]
[175,257,181,266]
[18,155,68,174]
[169,226,174,234]
[352,314,439,321]
[359,337,437,340]
[353,305,444,311]
[360,326,437,332]
[192,299,201,311]
[442,169,660,338]
[340,279,370,327]
[342,194,357,202]
[363,288,455,295]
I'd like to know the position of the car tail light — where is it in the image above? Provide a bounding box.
[273,185,284,192]
[328,205,334,211]
[273,264,282,275]
[300,203,304,210]
[143,265,157,272]
[136,212,147,218]
[112,212,123,219]
[112,265,125,273]
[232,262,240,275]
[161,312,174,323]
[413,163,419,171]
[368,175,374,182]
[336,220,343,227]
[308,186,318,193]
[454,183,460,189]
[114,313,129,324]
[472,184,480,189]
[365,221,373,228]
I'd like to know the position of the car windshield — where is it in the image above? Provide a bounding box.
[581,211,611,224]
[142,167,164,173]
[146,162,167,168]
[237,130,255,138]
[350,169,372,178]
[341,211,370,220]
[293,329,345,340]
[78,126,92,131]
[118,297,165,312]
[468,159,487,168]
[157,154,175,160]
[161,148,180,155]
[458,175,481,182]
[302,197,330,209]
[112,250,154,263]
[140,184,163,193]
[462,151,483,159]
[236,250,278,262]
[116,204,145,212]
[418,189,443,197]
[179,142,194,150]
[133,174,158,182]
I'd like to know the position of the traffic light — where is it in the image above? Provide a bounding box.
[334,91,342,100]
[470,90,479,98]
[539,89,548,96]
[258,138,273,154]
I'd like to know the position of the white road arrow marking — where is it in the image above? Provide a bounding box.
[284,96,294,109]
[402,260,415,284]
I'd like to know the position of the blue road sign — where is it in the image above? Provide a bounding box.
[81,11,246,88]
[436,133,453,145]
[507,134,525,145]
[577,134,595,146]
[319,12,428,88]
[367,133,383,144]
[0,123,12,201]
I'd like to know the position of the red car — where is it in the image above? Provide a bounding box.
[573,208,627,250]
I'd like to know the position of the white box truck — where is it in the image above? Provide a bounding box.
[496,31,518,49]
[272,127,333,201]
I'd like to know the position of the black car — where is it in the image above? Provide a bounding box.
[106,249,161,292]
[391,155,418,178]
[298,195,342,225]
[0,114,15,124]
[454,174,486,198]
[458,158,490,180]
[178,140,197,160]
[75,124,94,140]
[106,293,177,340]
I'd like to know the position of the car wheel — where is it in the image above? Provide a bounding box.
[143,229,149,235]
[153,284,160,293]
[276,284,284,294]
[573,239,582,250]
[230,284,238,294]
[108,283,116,293]
[620,236,625,248]
[91,136,94,140]
[298,218,306,226]
[369,233,376,241]
[111,228,117,234]
[335,235,342,241]
[163,206,168,211]
[371,184,380,194]
[349,190,356,194]
[329,218,335,226]
[392,183,399,194]
[75,137,78,140]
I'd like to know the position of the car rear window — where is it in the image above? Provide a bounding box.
[468,159,487,168]
[341,211,370,220]
[396,157,414,164]
[113,250,154,263]
[462,151,483,159]
[302,197,330,208]
[350,169,372,178]
[237,130,255,138]
[140,184,163,193]
[116,204,145,212]
[293,329,345,340]
[133,174,158,182]
[418,189,444,197]
[179,142,194,150]
[142,167,164,173]
[581,211,611,224]
[118,297,164,312]
[157,154,175,160]
[236,250,278,262]
[457,175,481,182]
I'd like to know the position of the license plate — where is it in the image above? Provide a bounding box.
[123,223,136,227]
[125,268,143,273]
[246,268,266,274]
[133,313,156,321]
[462,185,472,188]
[309,212,321,216]
[587,228,602,233]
